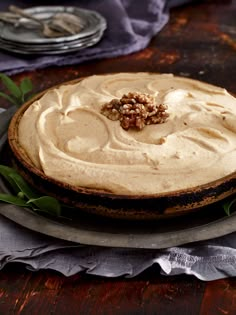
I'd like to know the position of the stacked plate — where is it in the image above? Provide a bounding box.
[0,6,107,55]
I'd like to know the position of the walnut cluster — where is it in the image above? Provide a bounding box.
[101,92,169,130]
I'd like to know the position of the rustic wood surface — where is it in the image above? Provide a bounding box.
[0,0,236,314]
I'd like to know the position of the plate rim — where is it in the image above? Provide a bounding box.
[0,199,235,249]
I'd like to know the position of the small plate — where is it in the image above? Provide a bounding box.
[0,31,104,55]
[0,30,103,49]
[0,6,107,44]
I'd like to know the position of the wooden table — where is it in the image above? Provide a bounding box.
[0,0,236,314]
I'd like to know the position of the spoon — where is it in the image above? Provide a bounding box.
[8,5,68,38]
[53,13,84,34]
[0,13,38,29]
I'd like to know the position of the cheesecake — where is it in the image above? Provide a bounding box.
[8,73,236,218]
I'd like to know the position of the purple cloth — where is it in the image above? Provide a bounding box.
[0,0,193,74]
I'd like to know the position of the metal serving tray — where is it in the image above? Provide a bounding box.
[0,173,235,249]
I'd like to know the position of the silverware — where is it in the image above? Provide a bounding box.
[0,11,83,35]
[0,14,37,29]
[9,5,69,37]
[53,12,84,34]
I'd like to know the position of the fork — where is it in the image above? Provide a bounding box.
[9,5,69,38]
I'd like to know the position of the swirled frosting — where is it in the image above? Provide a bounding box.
[18,73,236,195]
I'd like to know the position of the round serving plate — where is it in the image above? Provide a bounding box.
[0,171,235,249]
[0,32,104,55]
[7,77,236,220]
[0,29,103,50]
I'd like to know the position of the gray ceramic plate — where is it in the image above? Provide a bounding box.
[0,31,104,55]
[0,29,103,49]
[0,177,236,249]
[0,6,107,44]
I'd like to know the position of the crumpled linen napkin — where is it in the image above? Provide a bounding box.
[0,212,236,280]
[0,0,193,74]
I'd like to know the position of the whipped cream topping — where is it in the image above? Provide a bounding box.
[18,73,236,195]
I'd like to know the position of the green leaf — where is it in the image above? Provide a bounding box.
[0,91,19,106]
[0,193,28,207]
[25,93,36,101]
[8,172,39,199]
[20,77,33,101]
[0,73,34,107]
[0,164,63,217]
[223,197,236,216]
[0,73,22,99]
[0,165,21,193]
[17,191,25,199]
[27,196,61,217]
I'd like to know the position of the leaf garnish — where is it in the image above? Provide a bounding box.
[0,193,28,207]
[19,77,33,103]
[27,196,61,217]
[0,73,21,99]
[223,197,236,216]
[0,165,21,194]
[0,164,62,217]
[0,92,19,106]
[0,74,62,217]
[8,172,39,199]
[0,73,34,107]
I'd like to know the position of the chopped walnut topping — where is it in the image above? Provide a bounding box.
[101,92,169,130]
[158,137,166,144]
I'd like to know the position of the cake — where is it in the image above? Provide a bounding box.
[8,73,236,219]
